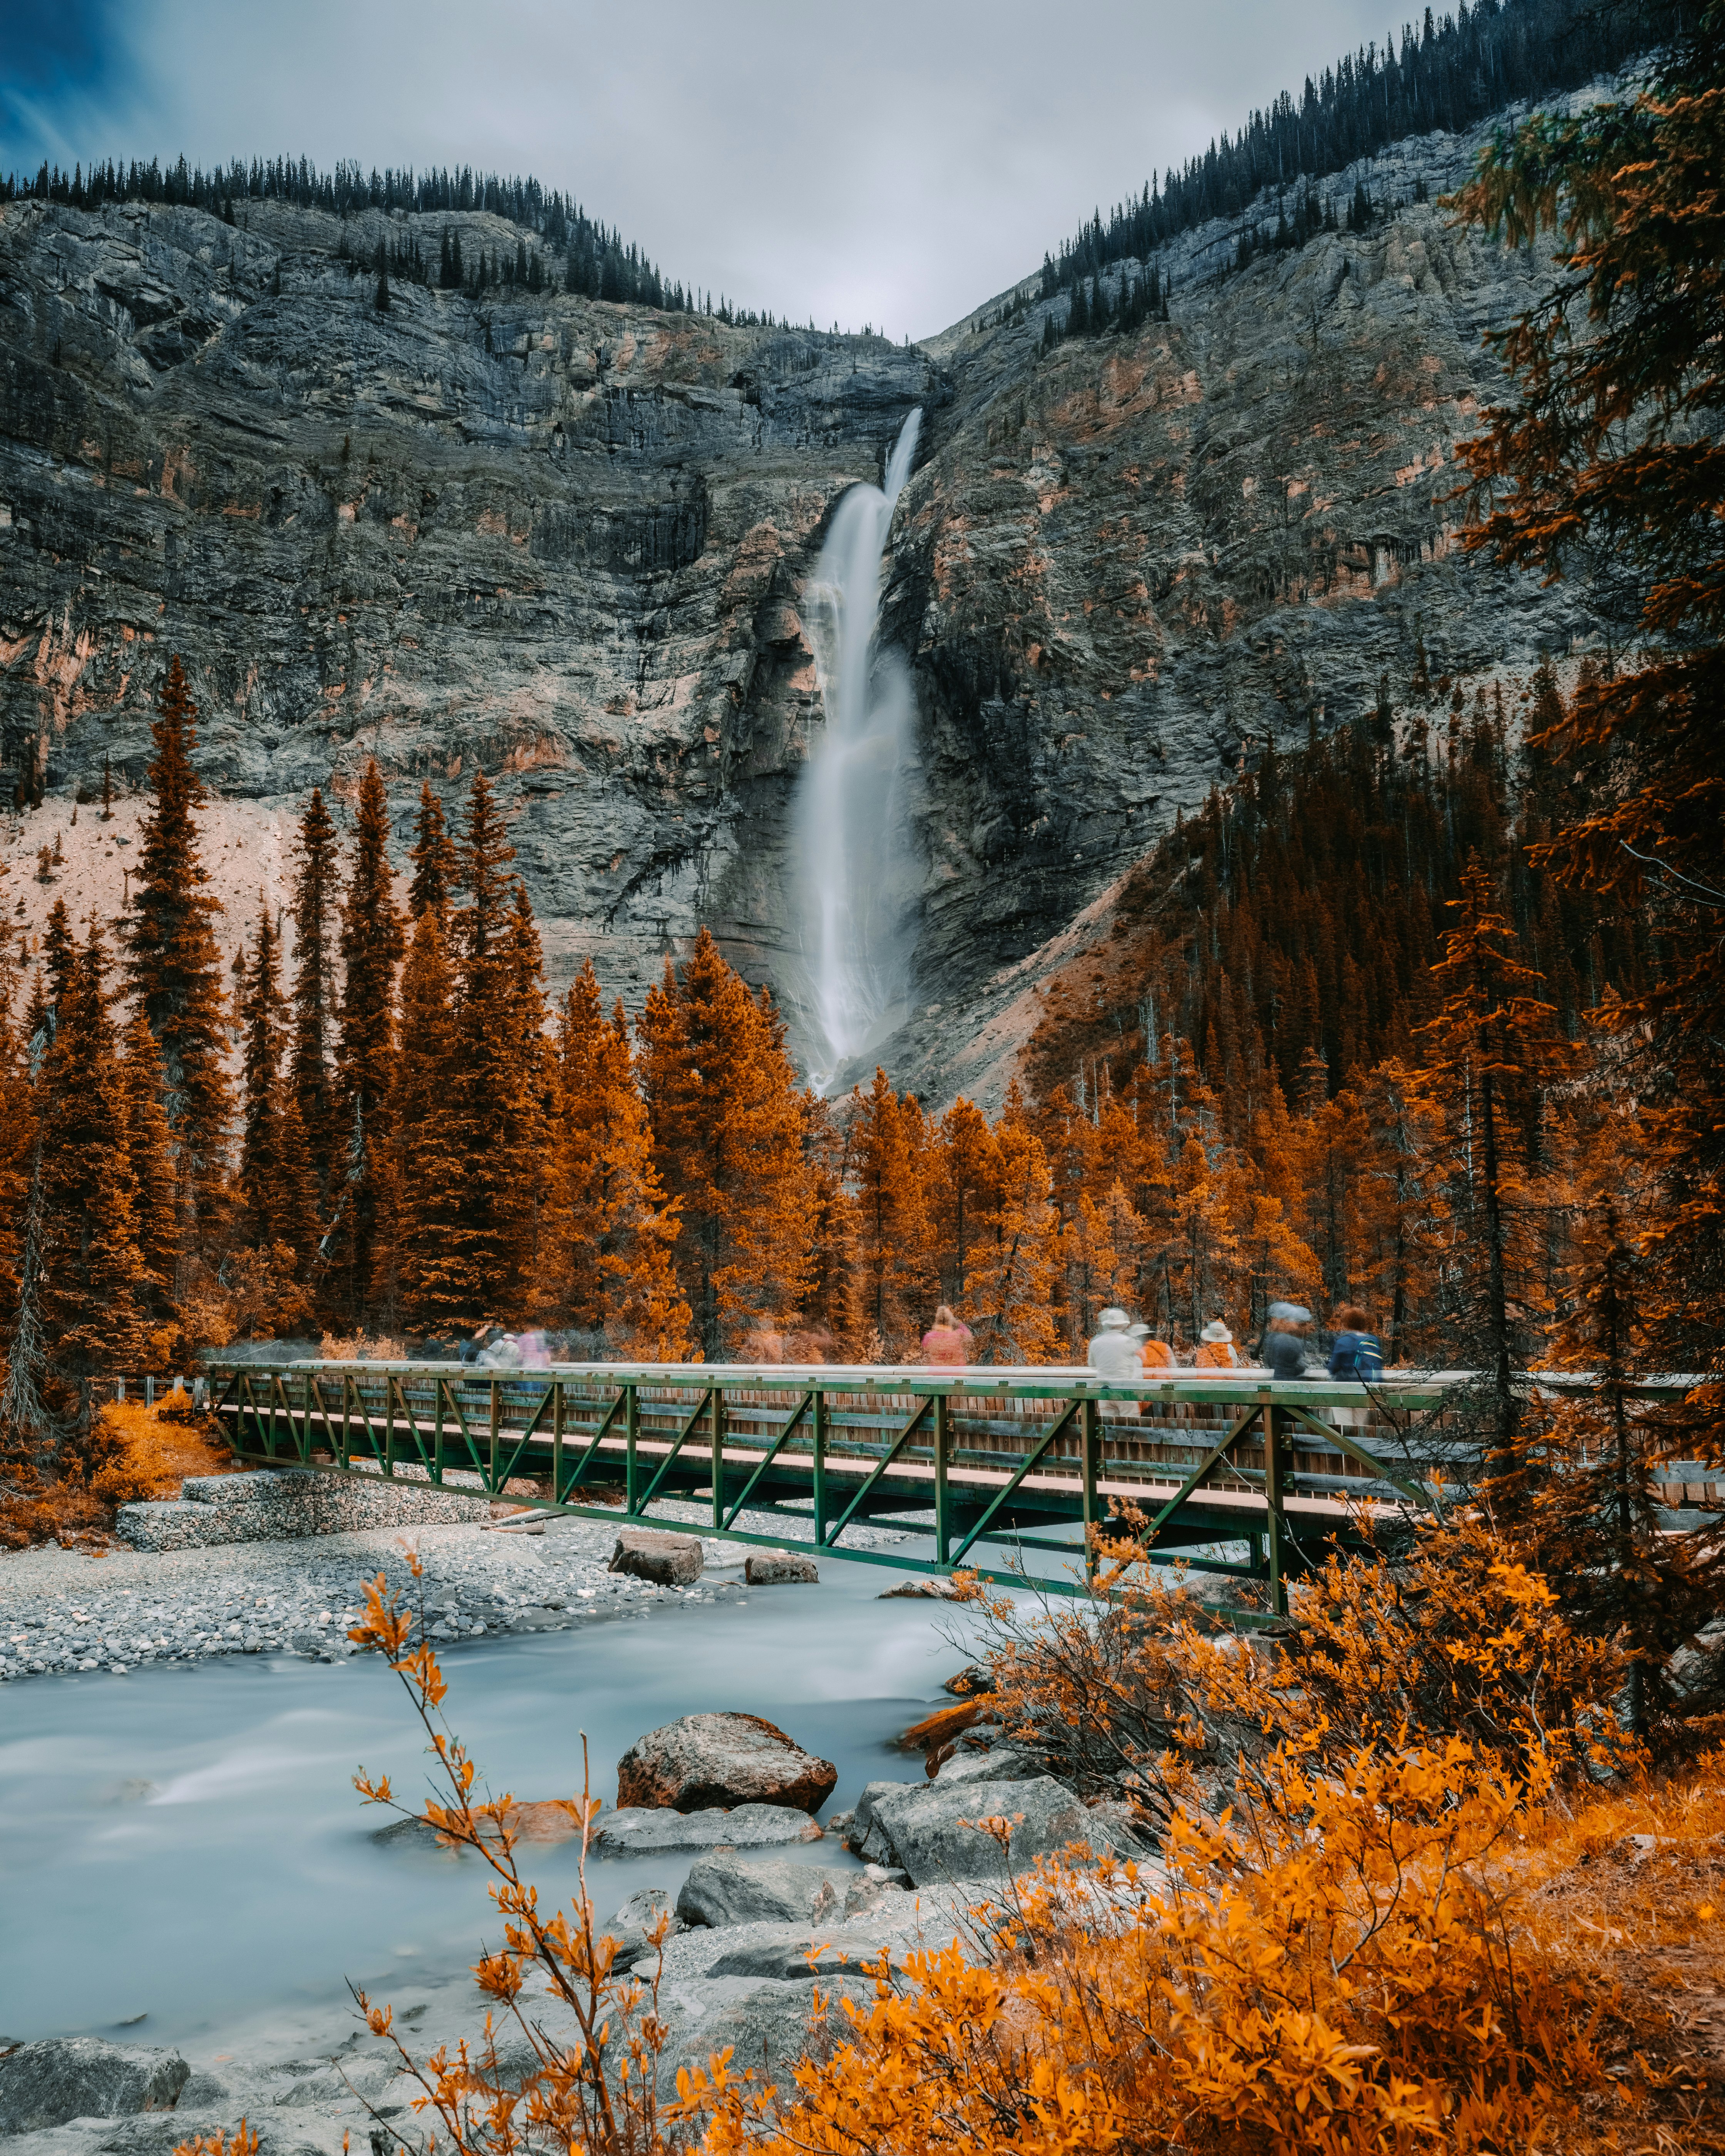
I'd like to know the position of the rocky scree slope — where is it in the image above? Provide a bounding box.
[0,94,1618,1097]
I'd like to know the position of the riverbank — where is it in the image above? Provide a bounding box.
[0,1501,913,1683]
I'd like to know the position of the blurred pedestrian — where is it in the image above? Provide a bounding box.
[1129,1322,1176,1371]
[1195,1319,1238,1369]
[1087,1306,1142,1381]
[1263,1301,1313,1380]
[922,1305,974,1368]
[1327,1303,1385,1381]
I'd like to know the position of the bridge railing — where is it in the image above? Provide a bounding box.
[207,1358,1527,1606]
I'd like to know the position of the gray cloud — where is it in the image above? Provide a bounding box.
[6,0,1401,337]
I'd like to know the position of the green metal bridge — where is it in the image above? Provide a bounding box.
[207,1359,1474,1611]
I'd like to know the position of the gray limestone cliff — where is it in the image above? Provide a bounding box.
[0,85,1619,1101]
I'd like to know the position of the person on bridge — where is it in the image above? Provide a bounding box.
[922,1306,974,1367]
[1328,1304,1385,1381]
[1087,1307,1144,1381]
[1195,1319,1238,1368]
[1130,1322,1177,1372]
[1263,1302,1314,1380]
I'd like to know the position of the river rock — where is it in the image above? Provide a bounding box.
[846,1776,1106,1885]
[601,1887,682,1964]
[616,1713,837,1814]
[659,1977,874,2100]
[931,1745,1042,1787]
[0,2039,190,2134]
[743,1553,818,1586]
[675,1855,855,1929]
[702,1932,924,1980]
[608,1530,703,1587]
[592,1802,826,1854]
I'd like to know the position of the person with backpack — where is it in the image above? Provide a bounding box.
[1327,1303,1384,1381]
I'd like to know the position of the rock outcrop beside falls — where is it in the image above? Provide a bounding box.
[0,82,1621,1097]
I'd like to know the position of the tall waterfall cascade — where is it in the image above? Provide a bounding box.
[794,408,924,1093]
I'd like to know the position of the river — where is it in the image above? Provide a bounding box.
[0,1553,1007,2048]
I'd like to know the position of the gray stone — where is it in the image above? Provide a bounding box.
[608,1531,703,1588]
[593,1803,826,1855]
[931,1746,1042,1788]
[859,1777,1108,1886]
[703,1933,925,1980]
[742,1553,818,1586]
[0,2040,189,2134]
[660,1977,874,2100]
[675,1856,855,1929]
[116,1469,492,1552]
[601,1888,682,1965]
[616,1714,836,1814]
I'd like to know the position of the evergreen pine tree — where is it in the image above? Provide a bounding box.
[394,909,469,1331]
[37,924,147,1428]
[330,760,404,1322]
[535,961,690,1354]
[288,786,340,1201]
[846,1068,936,1356]
[637,927,813,1357]
[408,781,457,927]
[124,656,232,1212]
[119,1007,179,1326]
[236,901,291,1251]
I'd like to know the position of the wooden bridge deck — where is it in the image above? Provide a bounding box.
[207,1359,1496,1607]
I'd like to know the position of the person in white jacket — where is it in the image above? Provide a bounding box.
[1086,1306,1144,1381]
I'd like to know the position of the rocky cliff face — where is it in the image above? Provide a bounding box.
[0,88,1615,1101]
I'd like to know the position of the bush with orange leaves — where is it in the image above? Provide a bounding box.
[953,1511,1639,1828]
[178,1536,1725,2156]
[0,1399,233,1548]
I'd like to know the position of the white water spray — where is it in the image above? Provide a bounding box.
[795,408,923,1091]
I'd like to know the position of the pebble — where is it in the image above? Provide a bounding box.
[0,1499,909,1684]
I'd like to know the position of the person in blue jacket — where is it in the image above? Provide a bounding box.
[1327,1303,1384,1381]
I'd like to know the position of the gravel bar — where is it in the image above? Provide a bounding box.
[0,1500,910,1684]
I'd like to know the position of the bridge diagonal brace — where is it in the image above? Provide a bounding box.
[444,1383,484,1473]
[556,1389,626,1502]
[392,1374,435,1476]
[949,1400,1082,1565]
[494,1381,558,1489]
[635,1389,715,1514]
[1276,1401,1438,1514]
[724,1391,813,1528]
[822,1396,933,1550]
[1139,1401,1267,1545]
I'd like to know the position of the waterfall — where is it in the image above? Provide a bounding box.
[794,407,923,1092]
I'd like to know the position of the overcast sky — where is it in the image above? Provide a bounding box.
[6,0,1401,340]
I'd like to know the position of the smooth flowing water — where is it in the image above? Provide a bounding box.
[795,409,924,1091]
[0,1556,987,2047]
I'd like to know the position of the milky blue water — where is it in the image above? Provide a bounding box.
[0,1554,1014,2047]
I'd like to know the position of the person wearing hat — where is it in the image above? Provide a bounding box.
[1262,1302,1314,1381]
[1087,1306,1144,1381]
[1195,1319,1237,1369]
[1129,1321,1177,1372]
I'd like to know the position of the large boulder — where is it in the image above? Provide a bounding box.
[675,1856,856,1929]
[617,1714,837,1814]
[846,1776,1114,1885]
[593,1802,826,1854]
[0,2040,189,2134]
[608,1530,703,1586]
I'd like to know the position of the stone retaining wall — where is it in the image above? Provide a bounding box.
[115,1468,499,1551]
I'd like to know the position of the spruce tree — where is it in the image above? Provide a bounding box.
[394,908,468,1331]
[846,1068,935,1355]
[331,760,404,1322]
[433,771,526,1321]
[637,927,813,1358]
[288,787,341,1200]
[407,781,457,927]
[124,656,231,1209]
[534,961,690,1354]
[120,1008,180,1328]
[38,924,147,1427]
[236,902,290,1251]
